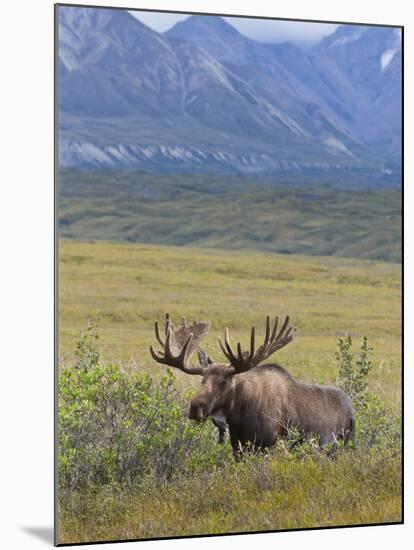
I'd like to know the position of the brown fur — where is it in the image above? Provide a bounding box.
[188,363,355,455]
[150,314,354,457]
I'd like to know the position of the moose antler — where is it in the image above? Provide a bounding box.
[218,315,296,373]
[149,313,210,375]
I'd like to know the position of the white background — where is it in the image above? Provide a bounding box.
[0,0,411,548]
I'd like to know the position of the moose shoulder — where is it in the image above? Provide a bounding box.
[150,314,355,456]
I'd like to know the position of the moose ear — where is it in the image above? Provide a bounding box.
[198,348,214,368]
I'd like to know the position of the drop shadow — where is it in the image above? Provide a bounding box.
[21,526,54,545]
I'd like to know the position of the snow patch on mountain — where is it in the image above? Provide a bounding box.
[60,139,349,173]
[380,28,401,71]
[327,28,365,48]
[380,49,398,71]
[323,137,354,157]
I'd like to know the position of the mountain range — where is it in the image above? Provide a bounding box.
[58,6,402,184]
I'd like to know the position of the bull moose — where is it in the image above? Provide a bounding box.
[150,313,355,456]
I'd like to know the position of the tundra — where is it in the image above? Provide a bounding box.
[150,313,355,456]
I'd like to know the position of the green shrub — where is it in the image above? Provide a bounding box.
[58,326,402,542]
[335,334,400,450]
[336,334,373,404]
[58,325,231,495]
[59,327,400,501]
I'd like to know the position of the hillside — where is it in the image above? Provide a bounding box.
[58,170,401,262]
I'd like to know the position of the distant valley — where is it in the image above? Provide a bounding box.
[59,170,401,262]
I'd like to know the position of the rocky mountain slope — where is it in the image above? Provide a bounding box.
[58,6,401,183]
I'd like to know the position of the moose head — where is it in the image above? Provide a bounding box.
[150,313,296,424]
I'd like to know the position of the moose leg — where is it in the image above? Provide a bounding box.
[319,431,337,446]
[344,417,355,445]
[230,436,243,461]
[211,418,226,443]
[211,411,228,444]
[218,426,226,444]
[229,430,251,461]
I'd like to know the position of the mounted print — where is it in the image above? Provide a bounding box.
[55,2,403,545]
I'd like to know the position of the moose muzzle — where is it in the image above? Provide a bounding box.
[188,398,209,421]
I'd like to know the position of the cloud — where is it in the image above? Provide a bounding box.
[129,12,188,32]
[225,17,338,44]
[129,10,339,45]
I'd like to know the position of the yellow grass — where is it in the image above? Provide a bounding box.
[59,450,401,543]
[59,239,401,407]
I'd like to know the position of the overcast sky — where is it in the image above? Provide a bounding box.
[129,11,339,45]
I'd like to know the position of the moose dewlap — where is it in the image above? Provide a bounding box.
[150,313,355,456]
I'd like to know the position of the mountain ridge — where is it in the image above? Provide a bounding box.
[58,6,401,184]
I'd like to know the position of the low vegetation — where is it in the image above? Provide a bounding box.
[58,170,401,262]
[58,239,401,543]
[58,324,401,544]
